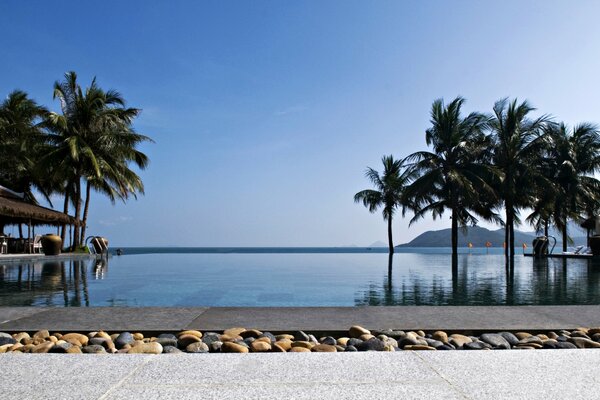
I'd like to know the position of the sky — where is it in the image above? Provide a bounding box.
[0,0,599,246]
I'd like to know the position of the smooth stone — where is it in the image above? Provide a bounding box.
[49,343,73,353]
[178,334,202,348]
[243,338,255,345]
[480,333,511,349]
[290,347,310,353]
[62,333,88,346]
[356,338,385,352]
[553,341,578,349]
[82,345,107,354]
[132,333,144,341]
[568,337,600,349]
[320,336,337,346]
[337,337,350,346]
[291,341,313,349]
[437,344,455,350]
[335,345,346,352]
[223,328,245,337]
[359,334,375,341]
[178,330,203,339]
[12,332,30,343]
[311,344,337,352]
[536,334,549,341]
[274,339,292,351]
[449,334,472,348]
[515,332,532,340]
[514,346,536,350]
[221,342,249,353]
[202,332,221,346]
[345,345,358,352]
[346,338,363,347]
[128,342,163,354]
[383,338,398,348]
[463,342,491,350]
[399,336,428,348]
[276,334,294,341]
[498,332,519,346]
[575,327,589,334]
[186,342,209,353]
[424,338,444,348]
[557,335,569,342]
[587,327,600,335]
[403,345,436,350]
[376,330,406,340]
[115,332,135,349]
[155,338,178,348]
[250,341,271,352]
[66,346,82,354]
[158,333,177,340]
[33,330,50,340]
[349,325,370,338]
[272,344,286,352]
[0,337,17,346]
[542,341,559,349]
[209,341,223,353]
[0,332,12,339]
[432,331,448,343]
[518,342,542,349]
[219,334,241,342]
[162,346,182,354]
[592,333,600,343]
[240,329,262,339]
[571,331,591,339]
[259,332,277,343]
[233,340,249,348]
[293,331,310,342]
[518,336,543,346]
[89,337,108,347]
[31,342,54,353]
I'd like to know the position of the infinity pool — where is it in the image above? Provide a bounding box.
[0,251,598,307]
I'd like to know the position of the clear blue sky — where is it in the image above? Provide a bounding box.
[1,0,598,246]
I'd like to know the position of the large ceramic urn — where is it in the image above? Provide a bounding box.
[41,234,62,256]
[532,236,548,257]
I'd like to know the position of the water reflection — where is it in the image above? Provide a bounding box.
[0,258,106,307]
[355,255,600,306]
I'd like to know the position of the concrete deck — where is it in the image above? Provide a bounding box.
[2,305,600,333]
[2,351,599,399]
[0,252,100,263]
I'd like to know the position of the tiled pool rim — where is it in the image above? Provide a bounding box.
[2,306,600,333]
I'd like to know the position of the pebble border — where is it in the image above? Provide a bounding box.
[2,325,600,354]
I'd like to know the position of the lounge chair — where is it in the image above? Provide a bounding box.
[31,235,43,254]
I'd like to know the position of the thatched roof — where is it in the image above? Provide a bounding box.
[0,186,76,226]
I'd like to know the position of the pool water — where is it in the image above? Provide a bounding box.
[0,250,598,307]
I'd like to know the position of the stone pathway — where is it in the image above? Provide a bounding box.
[2,350,599,399]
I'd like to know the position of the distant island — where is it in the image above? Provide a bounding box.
[397,226,535,248]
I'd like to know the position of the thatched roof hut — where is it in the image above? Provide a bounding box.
[0,186,76,226]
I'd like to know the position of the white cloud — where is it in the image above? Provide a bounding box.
[98,216,133,226]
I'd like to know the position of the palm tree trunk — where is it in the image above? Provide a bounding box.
[451,207,458,258]
[60,192,69,245]
[18,224,23,239]
[509,219,515,260]
[387,217,394,255]
[504,210,510,261]
[544,221,549,237]
[72,177,82,249]
[80,181,91,245]
[562,226,568,252]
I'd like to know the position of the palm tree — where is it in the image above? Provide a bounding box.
[489,98,550,261]
[545,122,600,251]
[45,71,151,249]
[354,155,415,254]
[0,90,50,203]
[405,97,500,261]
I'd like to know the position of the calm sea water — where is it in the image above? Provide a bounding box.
[0,247,598,307]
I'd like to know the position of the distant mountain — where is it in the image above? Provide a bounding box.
[368,241,387,248]
[397,226,536,248]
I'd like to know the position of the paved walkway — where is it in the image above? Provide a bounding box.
[2,305,600,332]
[2,350,599,399]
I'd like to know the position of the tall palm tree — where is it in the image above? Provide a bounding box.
[489,98,550,261]
[0,90,51,203]
[354,155,415,254]
[45,71,151,249]
[405,97,500,261]
[545,122,600,251]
